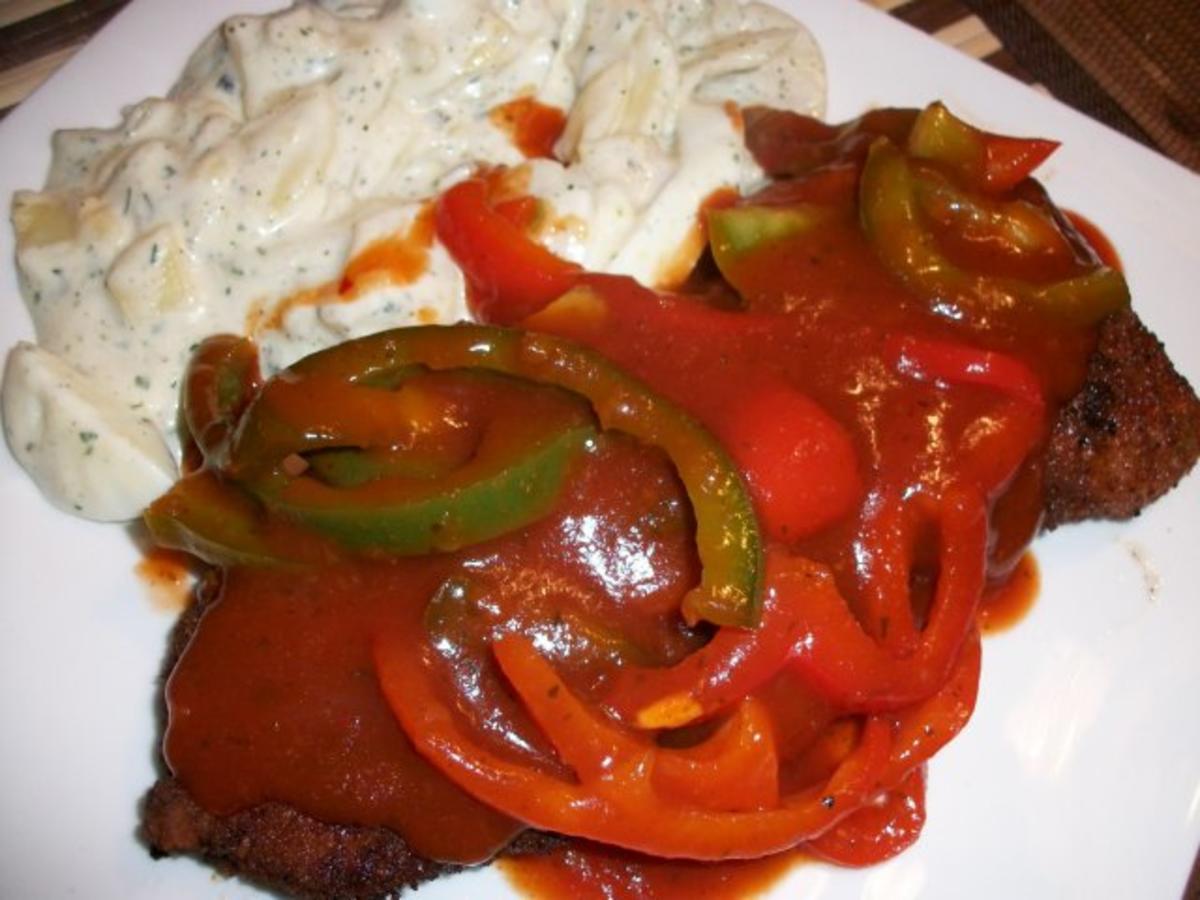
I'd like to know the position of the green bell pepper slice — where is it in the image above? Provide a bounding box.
[705,203,833,302]
[183,334,261,468]
[231,325,763,628]
[144,470,331,568]
[907,101,1060,194]
[707,204,831,259]
[266,422,595,555]
[860,137,1129,329]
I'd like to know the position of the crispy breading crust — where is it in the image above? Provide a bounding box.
[1044,311,1200,529]
[144,776,451,900]
[143,777,561,900]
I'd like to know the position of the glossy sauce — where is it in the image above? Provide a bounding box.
[1065,210,1122,271]
[502,843,807,900]
[979,552,1040,635]
[166,132,1112,876]
[490,97,568,160]
[167,434,703,862]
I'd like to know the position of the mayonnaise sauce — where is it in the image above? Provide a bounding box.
[2,0,825,520]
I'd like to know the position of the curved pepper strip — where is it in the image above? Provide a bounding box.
[853,487,922,655]
[436,177,581,325]
[229,364,598,555]
[914,167,1075,263]
[144,470,338,568]
[806,767,926,866]
[606,486,986,728]
[274,424,595,555]
[860,138,1129,329]
[375,630,894,860]
[884,333,1044,409]
[232,325,762,627]
[714,377,862,543]
[884,333,1047,498]
[883,628,981,785]
[648,695,780,813]
[304,444,458,488]
[705,203,837,302]
[742,105,919,178]
[807,628,980,866]
[907,101,1060,195]
[183,334,261,468]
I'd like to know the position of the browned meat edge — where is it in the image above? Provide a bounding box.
[143,777,560,900]
[142,309,1200,899]
[1043,310,1200,529]
[141,576,561,899]
[144,776,451,900]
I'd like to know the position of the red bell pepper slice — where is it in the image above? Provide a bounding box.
[715,378,861,542]
[375,629,897,860]
[807,767,926,866]
[606,486,987,728]
[435,177,580,325]
[883,629,981,785]
[981,132,1061,194]
[648,697,780,813]
[808,627,981,866]
[183,334,262,469]
[884,333,1047,498]
[883,333,1044,410]
[907,101,1059,194]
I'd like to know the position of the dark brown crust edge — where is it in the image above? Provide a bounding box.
[139,576,560,900]
[143,776,451,900]
[143,777,561,900]
[1043,310,1200,529]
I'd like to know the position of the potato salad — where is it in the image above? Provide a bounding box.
[2,0,824,520]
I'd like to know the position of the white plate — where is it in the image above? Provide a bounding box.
[1,2,1198,898]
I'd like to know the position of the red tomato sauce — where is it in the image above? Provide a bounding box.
[1065,210,1122,271]
[979,552,1040,635]
[166,434,705,862]
[246,203,436,334]
[163,108,1116,889]
[135,547,195,613]
[490,96,568,160]
[338,202,436,297]
[501,843,809,900]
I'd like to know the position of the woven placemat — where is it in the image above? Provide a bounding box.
[964,0,1200,171]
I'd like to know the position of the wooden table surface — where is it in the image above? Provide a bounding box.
[0,0,1197,896]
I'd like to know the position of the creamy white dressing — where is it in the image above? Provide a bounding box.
[2,0,825,520]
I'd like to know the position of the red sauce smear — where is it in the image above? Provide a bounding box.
[135,548,194,613]
[167,435,703,862]
[338,203,436,297]
[1065,210,1122,271]
[247,203,436,334]
[490,97,567,160]
[979,552,1040,635]
[502,843,807,900]
[174,203,1077,861]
